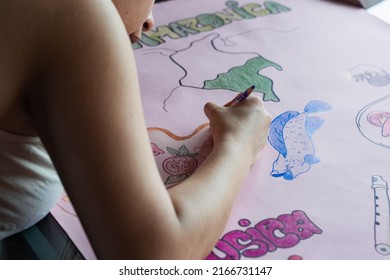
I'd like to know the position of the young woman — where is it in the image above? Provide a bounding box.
[0,0,271,259]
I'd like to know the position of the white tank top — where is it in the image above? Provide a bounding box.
[0,129,63,239]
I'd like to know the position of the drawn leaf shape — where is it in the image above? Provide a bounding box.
[179,145,190,156]
[167,147,180,156]
[165,174,187,185]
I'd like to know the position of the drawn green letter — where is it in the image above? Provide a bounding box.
[196,14,224,29]
[264,1,291,14]
[242,3,270,17]
[142,26,182,45]
[176,18,214,32]
[169,23,199,37]
[226,1,255,19]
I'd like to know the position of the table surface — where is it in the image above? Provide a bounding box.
[1,0,389,260]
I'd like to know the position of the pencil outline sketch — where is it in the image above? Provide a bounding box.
[345,64,390,87]
[356,95,390,149]
[140,28,300,111]
[148,123,213,187]
[55,194,77,217]
[371,175,390,255]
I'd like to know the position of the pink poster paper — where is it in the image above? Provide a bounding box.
[51,0,390,259]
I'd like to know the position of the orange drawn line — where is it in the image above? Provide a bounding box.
[147,122,209,141]
[55,203,78,217]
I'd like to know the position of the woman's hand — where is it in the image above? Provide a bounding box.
[204,96,272,166]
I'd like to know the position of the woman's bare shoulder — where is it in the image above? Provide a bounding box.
[0,0,128,135]
[0,0,124,60]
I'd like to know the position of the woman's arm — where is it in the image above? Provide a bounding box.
[27,0,270,259]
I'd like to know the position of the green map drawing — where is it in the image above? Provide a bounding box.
[163,33,282,104]
[204,56,282,102]
[138,32,283,133]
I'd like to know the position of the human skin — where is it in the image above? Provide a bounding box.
[0,0,271,259]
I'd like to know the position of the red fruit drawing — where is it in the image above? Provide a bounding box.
[163,145,198,185]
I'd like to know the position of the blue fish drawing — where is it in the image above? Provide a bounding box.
[268,100,332,180]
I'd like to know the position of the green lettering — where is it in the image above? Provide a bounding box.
[225,1,255,19]
[132,42,143,50]
[134,1,291,49]
[169,22,199,37]
[138,33,161,47]
[214,9,244,24]
[242,3,270,17]
[196,14,223,29]
[142,26,181,45]
[264,1,291,14]
[176,18,214,32]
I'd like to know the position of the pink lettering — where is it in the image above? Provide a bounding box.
[243,228,273,257]
[255,218,300,248]
[206,240,240,260]
[223,230,269,258]
[206,210,322,260]
[277,210,323,240]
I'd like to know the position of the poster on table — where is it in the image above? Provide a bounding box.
[51,0,390,259]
